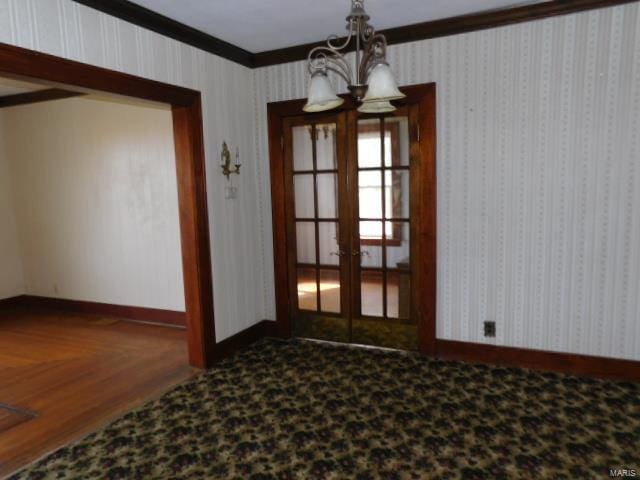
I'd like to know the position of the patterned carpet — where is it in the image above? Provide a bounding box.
[10,338,640,480]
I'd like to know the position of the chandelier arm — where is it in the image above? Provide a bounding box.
[307,54,351,82]
[360,23,375,43]
[326,19,355,52]
[358,51,372,84]
[325,64,350,85]
[325,57,352,84]
[358,34,387,83]
[307,46,353,84]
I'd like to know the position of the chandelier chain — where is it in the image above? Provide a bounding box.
[306,0,387,91]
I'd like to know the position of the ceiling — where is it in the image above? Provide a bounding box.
[129,0,549,53]
[0,78,47,97]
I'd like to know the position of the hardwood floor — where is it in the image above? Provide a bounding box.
[297,276,408,318]
[0,308,194,478]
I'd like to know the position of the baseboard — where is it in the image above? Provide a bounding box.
[0,296,26,309]
[436,339,640,381]
[0,295,186,328]
[213,320,277,362]
[251,321,640,380]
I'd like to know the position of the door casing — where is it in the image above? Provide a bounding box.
[267,83,437,355]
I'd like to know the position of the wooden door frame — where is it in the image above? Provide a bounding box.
[0,42,216,368]
[267,83,437,355]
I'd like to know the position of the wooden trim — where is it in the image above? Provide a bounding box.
[0,295,186,328]
[347,110,361,333]
[436,339,640,381]
[311,125,321,310]
[0,89,83,108]
[268,106,290,338]
[71,0,254,68]
[253,0,638,67]
[360,238,402,247]
[213,320,277,361]
[0,43,198,106]
[73,0,636,69]
[0,42,216,368]
[415,85,437,355]
[171,97,216,367]
[335,116,352,325]
[0,296,25,310]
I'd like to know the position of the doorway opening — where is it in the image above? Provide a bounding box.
[0,42,216,369]
[268,84,436,354]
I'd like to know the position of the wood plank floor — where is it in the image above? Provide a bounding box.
[0,308,194,478]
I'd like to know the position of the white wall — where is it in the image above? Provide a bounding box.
[0,111,24,299]
[252,3,640,360]
[2,97,185,311]
[0,0,264,341]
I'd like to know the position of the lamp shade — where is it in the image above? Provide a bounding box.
[361,63,405,103]
[303,72,344,112]
[357,100,396,114]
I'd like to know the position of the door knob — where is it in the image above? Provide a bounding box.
[352,250,371,257]
[330,250,347,257]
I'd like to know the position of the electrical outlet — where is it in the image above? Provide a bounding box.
[484,321,496,338]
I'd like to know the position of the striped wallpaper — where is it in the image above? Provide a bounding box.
[252,3,640,360]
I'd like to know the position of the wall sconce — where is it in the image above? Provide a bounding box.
[221,141,240,179]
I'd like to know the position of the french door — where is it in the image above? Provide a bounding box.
[270,84,436,353]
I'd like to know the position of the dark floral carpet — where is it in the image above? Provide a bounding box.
[10,338,640,480]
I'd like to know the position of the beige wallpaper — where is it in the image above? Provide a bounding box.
[252,3,640,360]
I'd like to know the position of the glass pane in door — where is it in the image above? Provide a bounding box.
[317,173,338,218]
[357,118,382,168]
[295,222,316,264]
[319,269,341,314]
[316,123,337,170]
[294,174,314,218]
[361,270,383,317]
[385,170,410,219]
[297,267,317,311]
[358,171,383,219]
[318,222,340,266]
[385,222,410,267]
[387,270,411,320]
[384,117,410,167]
[292,125,314,171]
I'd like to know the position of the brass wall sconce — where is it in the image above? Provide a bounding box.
[221,141,241,179]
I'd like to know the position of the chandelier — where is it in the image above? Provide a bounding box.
[303,0,405,114]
